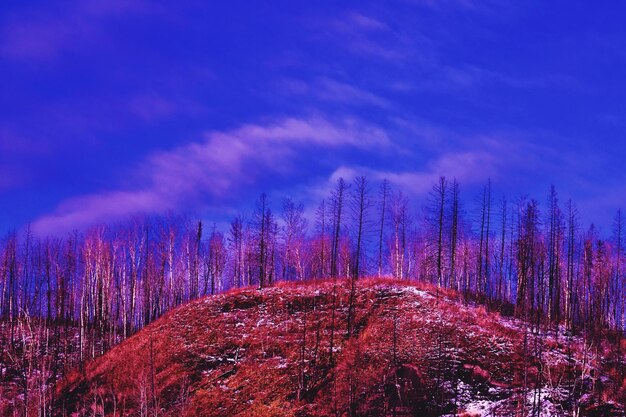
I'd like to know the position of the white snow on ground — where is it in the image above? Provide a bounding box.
[389,285,434,299]
[461,399,497,416]
[455,386,565,416]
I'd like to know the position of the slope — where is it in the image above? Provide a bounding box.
[53,279,625,416]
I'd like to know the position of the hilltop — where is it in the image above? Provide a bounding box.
[53,279,624,416]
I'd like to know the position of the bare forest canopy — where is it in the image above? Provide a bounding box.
[2,176,626,338]
[1,176,626,364]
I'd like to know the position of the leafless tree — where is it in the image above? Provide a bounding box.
[377,179,390,277]
[281,198,308,281]
[330,178,348,278]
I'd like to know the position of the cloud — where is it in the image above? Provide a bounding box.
[408,0,512,15]
[303,128,569,216]
[279,77,390,108]
[322,148,498,199]
[31,116,389,235]
[0,0,150,60]
[31,190,170,236]
[1,18,78,60]
[345,13,389,31]
[127,92,207,123]
[321,11,414,61]
[128,94,178,122]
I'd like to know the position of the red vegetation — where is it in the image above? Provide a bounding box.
[52,279,625,416]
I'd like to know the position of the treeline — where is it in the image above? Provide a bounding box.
[1,176,625,354]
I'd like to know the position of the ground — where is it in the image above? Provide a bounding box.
[51,279,625,416]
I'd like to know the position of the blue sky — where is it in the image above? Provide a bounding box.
[1,1,626,236]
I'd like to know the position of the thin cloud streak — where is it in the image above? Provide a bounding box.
[279,77,391,109]
[31,116,390,235]
[1,0,151,60]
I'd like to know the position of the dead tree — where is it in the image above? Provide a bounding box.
[477,180,492,300]
[281,198,308,281]
[315,200,329,279]
[228,215,244,288]
[449,179,460,291]
[351,176,371,280]
[330,178,347,278]
[377,179,390,276]
[254,193,271,289]
[389,192,409,280]
[432,177,447,288]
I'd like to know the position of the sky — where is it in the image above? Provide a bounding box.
[1,0,626,236]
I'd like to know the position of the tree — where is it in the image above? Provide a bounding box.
[565,200,578,333]
[612,209,624,381]
[314,200,330,279]
[206,225,226,295]
[427,176,447,287]
[497,196,507,301]
[516,199,540,319]
[330,178,347,278]
[377,179,390,276]
[351,176,371,280]
[546,186,563,327]
[389,191,409,280]
[190,221,202,300]
[612,209,623,330]
[281,198,308,281]
[229,215,245,289]
[476,180,492,299]
[255,193,271,289]
[449,179,460,291]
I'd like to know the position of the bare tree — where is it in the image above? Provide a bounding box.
[565,200,578,333]
[206,225,226,295]
[546,185,563,327]
[476,180,492,300]
[229,215,245,289]
[314,200,330,279]
[497,196,507,302]
[254,193,271,289]
[389,191,409,280]
[377,179,390,277]
[281,198,308,281]
[330,178,347,278]
[449,179,460,291]
[351,176,371,280]
[427,176,447,287]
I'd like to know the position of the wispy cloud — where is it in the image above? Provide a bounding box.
[127,92,208,123]
[303,125,580,216]
[344,12,389,31]
[1,0,151,60]
[1,18,78,60]
[409,0,513,15]
[322,148,498,199]
[279,77,390,108]
[320,11,415,61]
[31,116,389,235]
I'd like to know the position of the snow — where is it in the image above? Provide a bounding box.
[462,399,496,416]
[387,285,434,299]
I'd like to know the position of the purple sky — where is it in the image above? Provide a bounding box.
[2,1,626,236]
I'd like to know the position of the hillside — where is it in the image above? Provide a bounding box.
[53,279,625,416]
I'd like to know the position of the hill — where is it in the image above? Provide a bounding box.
[53,279,625,416]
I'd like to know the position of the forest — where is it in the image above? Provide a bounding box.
[1,176,625,414]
